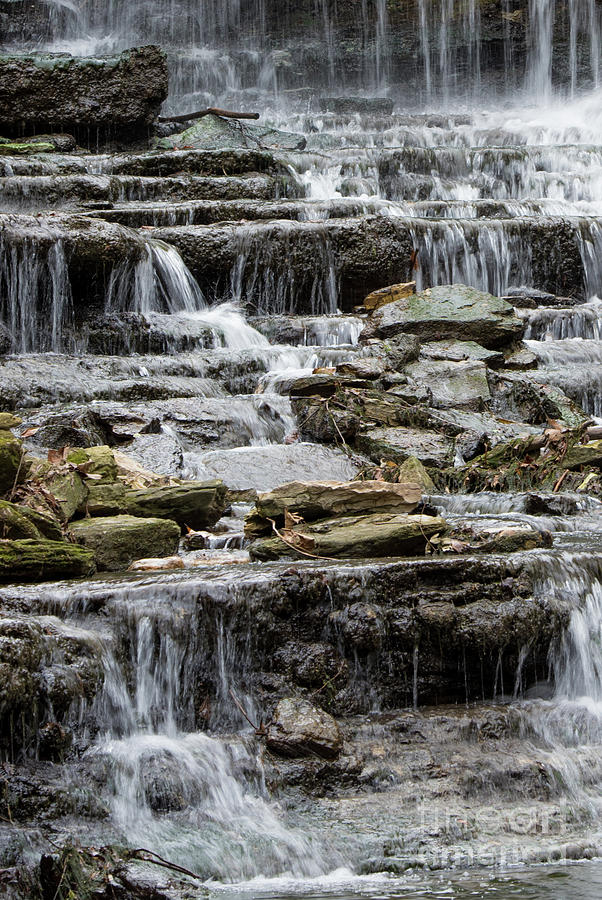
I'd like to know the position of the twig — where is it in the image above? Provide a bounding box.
[228,688,266,735]
[7,446,26,505]
[128,848,203,882]
[309,664,345,698]
[553,469,570,493]
[267,517,339,562]
[158,107,260,124]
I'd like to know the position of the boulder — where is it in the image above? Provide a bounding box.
[267,697,343,759]
[0,539,96,583]
[10,504,63,541]
[0,429,23,493]
[0,500,44,539]
[249,512,446,561]
[379,333,422,369]
[155,114,307,152]
[0,414,21,429]
[246,480,422,536]
[86,483,128,517]
[123,480,227,531]
[26,462,88,522]
[490,373,589,428]
[363,281,416,311]
[356,426,455,468]
[563,440,602,471]
[0,46,168,139]
[70,515,180,571]
[367,284,524,349]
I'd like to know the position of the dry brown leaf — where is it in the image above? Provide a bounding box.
[281,529,316,552]
[284,508,304,529]
[21,427,39,438]
[48,447,69,464]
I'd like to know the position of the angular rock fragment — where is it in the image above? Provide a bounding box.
[123,480,227,531]
[0,539,96,583]
[246,479,422,537]
[267,697,343,759]
[249,512,446,560]
[70,515,180,571]
[367,284,524,349]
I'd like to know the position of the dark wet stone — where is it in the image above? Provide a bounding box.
[0,46,168,139]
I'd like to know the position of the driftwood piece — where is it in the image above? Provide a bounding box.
[158,107,260,124]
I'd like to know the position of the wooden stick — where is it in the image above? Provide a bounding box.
[158,107,260,124]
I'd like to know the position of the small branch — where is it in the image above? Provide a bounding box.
[229,689,269,736]
[127,848,203,882]
[158,107,260,124]
[267,517,339,562]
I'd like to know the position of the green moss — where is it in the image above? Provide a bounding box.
[67,446,117,483]
[0,539,96,583]
[70,515,180,571]
[0,430,24,494]
[0,500,43,539]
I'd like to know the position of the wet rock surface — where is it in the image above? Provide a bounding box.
[1,6,602,890]
[0,46,168,139]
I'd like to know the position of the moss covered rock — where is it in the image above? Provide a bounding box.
[0,500,44,539]
[70,515,180,571]
[0,539,96,583]
[67,446,118,483]
[397,456,436,493]
[0,413,22,429]
[0,429,23,494]
[87,482,127,516]
[28,462,89,522]
[250,512,446,561]
[124,480,227,531]
[368,284,524,349]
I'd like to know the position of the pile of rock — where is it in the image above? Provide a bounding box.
[246,478,446,560]
[0,416,227,580]
[287,283,598,495]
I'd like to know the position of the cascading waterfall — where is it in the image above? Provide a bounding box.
[0,227,73,354]
[8,0,601,108]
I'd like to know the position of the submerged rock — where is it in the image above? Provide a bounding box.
[0,539,96,583]
[267,697,343,759]
[319,97,394,115]
[69,514,180,571]
[0,46,168,139]
[368,284,524,349]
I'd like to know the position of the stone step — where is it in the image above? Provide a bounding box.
[0,148,291,179]
[149,214,592,312]
[0,172,296,211]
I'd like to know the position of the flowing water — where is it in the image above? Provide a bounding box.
[4,2,602,898]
